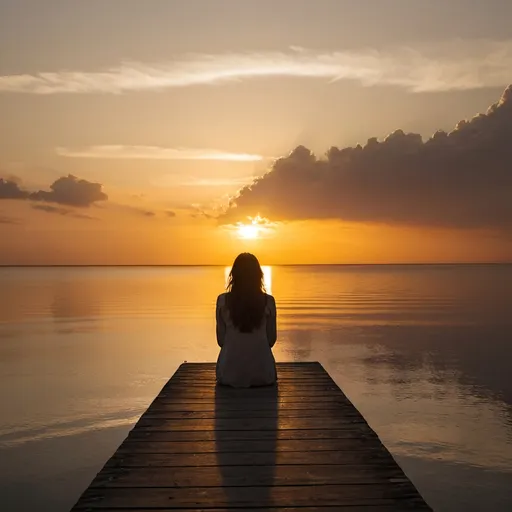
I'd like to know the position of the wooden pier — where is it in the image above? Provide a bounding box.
[71,362,431,511]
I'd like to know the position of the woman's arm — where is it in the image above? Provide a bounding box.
[216,294,226,347]
[266,295,277,347]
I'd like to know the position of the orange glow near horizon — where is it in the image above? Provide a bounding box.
[1,201,512,266]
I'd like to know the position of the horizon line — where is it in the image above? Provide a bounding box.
[0,262,511,268]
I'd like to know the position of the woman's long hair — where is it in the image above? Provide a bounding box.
[226,253,266,332]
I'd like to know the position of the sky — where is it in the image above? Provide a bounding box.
[1,0,512,264]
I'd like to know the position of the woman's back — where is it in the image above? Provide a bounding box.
[215,291,277,388]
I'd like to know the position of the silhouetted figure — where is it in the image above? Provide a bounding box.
[216,253,277,387]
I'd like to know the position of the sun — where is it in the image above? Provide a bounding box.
[232,215,275,240]
[237,223,260,239]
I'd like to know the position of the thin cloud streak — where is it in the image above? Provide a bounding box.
[31,204,96,219]
[56,146,264,162]
[1,41,512,94]
[0,214,21,225]
[181,177,255,187]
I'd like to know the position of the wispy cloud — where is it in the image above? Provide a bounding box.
[1,41,512,94]
[56,145,264,162]
[107,203,157,218]
[0,214,21,225]
[181,177,255,187]
[31,204,96,219]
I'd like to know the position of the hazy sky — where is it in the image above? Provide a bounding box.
[1,0,512,264]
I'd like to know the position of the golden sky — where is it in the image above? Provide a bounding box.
[1,1,512,264]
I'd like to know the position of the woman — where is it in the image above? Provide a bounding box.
[215,253,277,388]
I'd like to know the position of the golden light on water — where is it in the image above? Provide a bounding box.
[224,265,272,294]
[262,266,272,294]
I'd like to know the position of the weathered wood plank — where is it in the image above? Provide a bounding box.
[74,484,429,509]
[83,508,427,512]
[71,362,431,511]
[127,428,375,442]
[174,373,331,378]
[174,367,330,377]
[174,366,329,372]
[90,464,408,488]
[174,368,332,375]
[177,362,322,367]
[174,371,328,377]
[105,450,397,468]
[171,370,332,378]
[148,400,351,411]
[173,376,335,382]
[143,409,363,419]
[165,383,342,391]
[174,367,330,373]
[158,388,348,400]
[173,375,336,382]
[117,437,381,453]
[134,417,366,431]
[159,395,352,404]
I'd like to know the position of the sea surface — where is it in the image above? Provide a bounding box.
[0,265,511,511]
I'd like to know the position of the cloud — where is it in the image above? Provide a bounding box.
[3,174,23,185]
[0,213,21,224]
[107,202,180,220]
[29,175,108,207]
[56,146,264,162]
[31,204,96,219]
[0,175,174,222]
[223,85,512,230]
[0,175,108,208]
[189,204,215,219]
[109,203,157,218]
[2,40,512,94]
[180,176,255,187]
[0,178,29,199]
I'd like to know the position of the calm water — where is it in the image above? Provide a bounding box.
[1,265,511,511]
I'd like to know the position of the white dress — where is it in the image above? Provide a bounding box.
[215,293,277,388]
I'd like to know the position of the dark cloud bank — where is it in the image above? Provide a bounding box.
[224,86,512,230]
[0,175,107,208]
[0,175,177,220]
[0,175,108,219]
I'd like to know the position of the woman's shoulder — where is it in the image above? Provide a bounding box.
[216,292,228,306]
[264,293,276,309]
